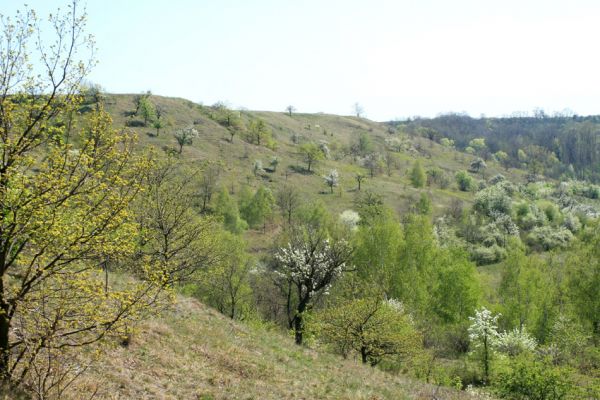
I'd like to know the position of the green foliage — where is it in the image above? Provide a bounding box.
[409,159,426,188]
[456,170,475,191]
[474,184,512,217]
[197,232,254,319]
[240,186,275,229]
[214,186,248,234]
[494,357,573,400]
[415,192,432,215]
[318,297,422,366]
[299,142,325,172]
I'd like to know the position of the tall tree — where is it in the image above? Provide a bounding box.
[275,230,352,344]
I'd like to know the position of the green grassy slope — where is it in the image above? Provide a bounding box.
[70,296,476,400]
[102,94,526,221]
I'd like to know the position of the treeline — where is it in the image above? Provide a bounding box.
[393,113,600,182]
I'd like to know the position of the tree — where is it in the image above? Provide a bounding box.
[152,118,165,136]
[470,157,487,175]
[355,173,367,191]
[319,297,421,366]
[468,308,500,384]
[469,138,487,156]
[285,105,296,117]
[364,153,383,177]
[415,192,432,215]
[198,162,221,212]
[323,169,340,193]
[275,231,352,344]
[410,159,426,188]
[276,185,300,225]
[199,233,253,319]
[248,118,271,146]
[213,187,248,234]
[269,156,280,172]
[456,170,474,192]
[138,96,156,126]
[136,159,221,286]
[494,151,509,170]
[0,2,166,389]
[240,186,274,230]
[174,126,198,154]
[353,102,364,118]
[299,143,324,172]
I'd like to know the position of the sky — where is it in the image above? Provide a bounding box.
[4,0,600,121]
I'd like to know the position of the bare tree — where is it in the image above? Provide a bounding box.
[353,102,364,118]
[276,185,300,225]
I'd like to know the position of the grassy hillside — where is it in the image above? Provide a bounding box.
[68,296,477,400]
[101,93,525,221]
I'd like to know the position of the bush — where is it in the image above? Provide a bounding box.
[526,226,573,251]
[474,185,512,217]
[456,170,475,192]
[471,244,506,265]
[494,357,573,400]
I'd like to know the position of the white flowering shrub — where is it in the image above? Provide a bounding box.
[474,185,512,217]
[495,328,537,357]
[339,210,360,231]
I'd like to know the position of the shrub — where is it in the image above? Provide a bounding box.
[494,357,573,400]
[526,226,573,251]
[456,170,475,192]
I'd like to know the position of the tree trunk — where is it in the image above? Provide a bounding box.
[294,315,303,345]
[361,346,368,364]
[0,281,11,382]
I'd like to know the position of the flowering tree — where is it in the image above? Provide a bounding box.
[323,169,339,193]
[174,126,198,154]
[275,232,352,344]
[468,307,500,384]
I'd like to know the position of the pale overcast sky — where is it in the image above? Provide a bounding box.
[5,0,600,120]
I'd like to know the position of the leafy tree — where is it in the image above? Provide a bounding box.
[299,143,324,172]
[152,118,165,136]
[213,187,248,234]
[174,126,198,154]
[136,160,221,285]
[566,232,600,341]
[241,186,275,230]
[410,159,426,188]
[495,151,509,170]
[0,3,166,390]
[275,231,352,344]
[198,163,221,212]
[356,133,374,156]
[138,96,156,126]
[319,297,421,366]
[469,137,487,156]
[456,170,475,191]
[415,192,432,215]
[276,185,300,225]
[353,209,404,288]
[323,169,340,193]
[248,118,271,146]
[199,233,253,319]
